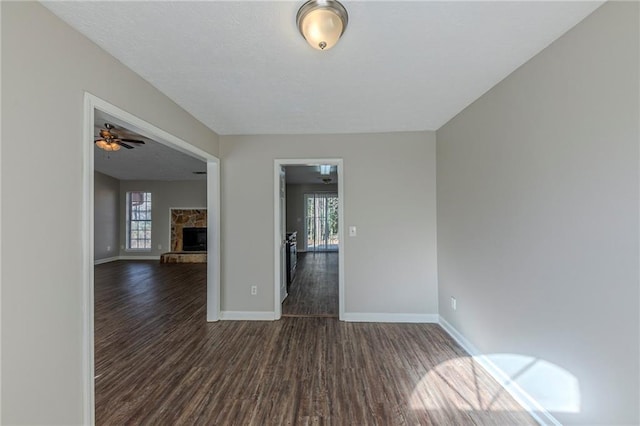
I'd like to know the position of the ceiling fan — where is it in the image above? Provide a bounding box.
[94,123,145,151]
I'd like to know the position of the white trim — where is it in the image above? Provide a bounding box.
[95,254,214,264]
[94,256,119,265]
[336,160,345,320]
[118,255,161,261]
[220,311,276,321]
[438,316,562,426]
[274,159,345,321]
[206,161,221,322]
[273,164,284,320]
[82,92,221,425]
[343,313,439,323]
[81,93,96,426]
[0,2,3,417]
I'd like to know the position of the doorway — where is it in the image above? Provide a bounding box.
[82,93,220,423]
[273,160,345,320]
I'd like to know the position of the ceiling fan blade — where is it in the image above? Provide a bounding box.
[117,142,134,149]
[120,139,145,144]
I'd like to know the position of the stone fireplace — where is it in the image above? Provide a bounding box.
[170,208,207,252]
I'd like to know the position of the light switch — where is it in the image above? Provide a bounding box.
[349,226,357,237]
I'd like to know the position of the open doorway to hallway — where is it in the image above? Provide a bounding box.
[273,160,344,320]
[281,165,339,318]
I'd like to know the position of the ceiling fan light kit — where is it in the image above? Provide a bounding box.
[94,122,146,151]
[95,139,121,151]
[297,0,348,51]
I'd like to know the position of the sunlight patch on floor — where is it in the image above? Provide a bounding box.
[410,354,580,414]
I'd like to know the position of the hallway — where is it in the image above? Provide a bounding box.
[282,252,338,317]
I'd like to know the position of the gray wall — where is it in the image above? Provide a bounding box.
[220,132,438,316]
[94,172,120,261]
[285,183,338,251]
[436,2,639,424]
[1,2,219,424]
[119,180,207,257]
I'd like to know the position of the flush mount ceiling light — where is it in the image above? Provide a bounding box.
[296,0,348,51]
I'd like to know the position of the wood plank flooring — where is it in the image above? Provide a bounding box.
[94,261,536,425]
[282,252,339,317]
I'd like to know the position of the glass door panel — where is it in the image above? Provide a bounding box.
[304,193,339,252]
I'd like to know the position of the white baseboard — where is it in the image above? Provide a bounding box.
[438,316,561,426]
[118,255,160,261]
[220,311,276,321]
[94,255,159,264]
[343,313,439,323]
[94,256,119,265]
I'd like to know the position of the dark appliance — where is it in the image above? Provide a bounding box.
[183,227,207,251]
[285,232,297,289]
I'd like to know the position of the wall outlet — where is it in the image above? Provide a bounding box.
[107,246,111,252]
[251,286,257,296]
[158,244,162,250]
[451,297,457,311]
[349,226,357,237]
[120,245,124,250]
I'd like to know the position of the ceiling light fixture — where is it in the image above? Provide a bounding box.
[95,139,121,151]
[297,0,348,51]
[94,123,145,151]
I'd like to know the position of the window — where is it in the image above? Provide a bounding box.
[304,192,339,252]
[126,191,152,250]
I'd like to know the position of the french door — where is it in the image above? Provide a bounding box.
[304,192,339,252]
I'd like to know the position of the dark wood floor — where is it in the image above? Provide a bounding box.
[282,252,339,317]
[94,261,535,425]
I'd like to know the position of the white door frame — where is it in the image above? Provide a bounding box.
[82,93,221,424]
[273,159,345,320]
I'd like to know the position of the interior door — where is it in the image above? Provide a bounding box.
[279,166,287,303]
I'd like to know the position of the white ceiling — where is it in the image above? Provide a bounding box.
[45,1,603,136]
[285,165,338,185]
[94,110,206,181]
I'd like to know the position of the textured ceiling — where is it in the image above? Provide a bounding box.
[94,110,206,181]
[46,1,603,135]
